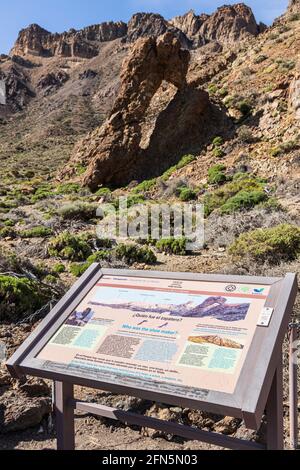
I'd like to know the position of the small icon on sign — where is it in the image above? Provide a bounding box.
[239,286,250,294]
[225,285,236,292]
[252,288,265,295]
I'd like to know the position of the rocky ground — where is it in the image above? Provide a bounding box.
[0,1,300,450]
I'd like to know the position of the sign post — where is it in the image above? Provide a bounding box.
[6,265,298,450]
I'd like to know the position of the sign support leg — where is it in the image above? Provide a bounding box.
[54,381,75,450]
[266,357,284,450]
[289,324,298,449]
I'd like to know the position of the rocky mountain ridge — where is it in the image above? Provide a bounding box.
[8,3,264,59]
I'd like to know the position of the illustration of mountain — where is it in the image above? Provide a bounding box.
[90,295,250,322]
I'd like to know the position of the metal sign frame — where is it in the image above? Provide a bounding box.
[6,265,298,450]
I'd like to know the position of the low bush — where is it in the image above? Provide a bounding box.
[212,136,223,147]
[220,190,268,214]
[70,251,111,277]
[57,202,97,221]
[212,148,225,158]
[53,263,66,274]
[132,179,157,194]
[156,237,187,255]
[237,126,255,143]
[19,226,53,238]
[177,187,197,201]
[0,227,16,238]
[229,224,300,263]
[31,184,55,203]
[161,154,196,181]
[0,275,48,322]
[115,244,157,265]
[270,139,299,157]
[203,175,269,217]
[208,164,227,185]
[48,232,92,261]
[56,183,81,195]
[237,100,252,116]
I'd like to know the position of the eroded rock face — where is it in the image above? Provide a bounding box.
[170,4,264,47]
[288,0,300,13]
[0,66,34,112]
[10,22,128,58]
[65,32,222,190]
[289,64,300,119]
[199,3,264,44]
[126,13,191,48]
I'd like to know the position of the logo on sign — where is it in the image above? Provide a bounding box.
[225,285,236,293]
[252,288,265,295]
[239,286,251,294]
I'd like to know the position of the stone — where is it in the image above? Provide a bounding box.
[0,394,51,433]
[213,416,242,435]
[18,377,51,397]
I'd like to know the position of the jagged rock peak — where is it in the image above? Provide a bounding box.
[170,10,208,45]
[126,12,191,48]
[10,21,128,58]
[170,3,264,46]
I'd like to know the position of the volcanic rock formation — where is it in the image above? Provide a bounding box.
[288,0,300,13]
[170,4,265,47]
[10,22,128,58]
[65,32,227,190]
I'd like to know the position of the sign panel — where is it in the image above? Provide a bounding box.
[36,274,270,399]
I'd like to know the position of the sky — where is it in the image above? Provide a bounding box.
[0,0,290,55]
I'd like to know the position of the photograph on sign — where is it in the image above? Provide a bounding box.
[36,274,270,399]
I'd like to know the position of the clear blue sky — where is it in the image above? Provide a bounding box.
[0,0,289,55]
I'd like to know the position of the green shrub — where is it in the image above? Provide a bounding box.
[220,190,268,214]
[3,219,16,227]
[270,139,299,157]
[161,155,196,181]
[53,263,66,274]
[19,226,53,238]
[212,148,225,158]
[203,175,269,217]
[254,55,268,64]
[237,126,254,143]
[229,224,300,263]
[95,187,111,197]
[31,184,54,203]
[208,84,218,95]
[208,164,227,185]
[57,202,97,221]
[156,237,187,255]
[0,227,16,238]
[0,275,47,321]
[48,233,92,261]
[56,183,81,195]
[115,244,157,265]
[177,187,197,201]
[132,179,157,194]
[70,251,111,277]
[212,136,223,147]
[237,101,252,116]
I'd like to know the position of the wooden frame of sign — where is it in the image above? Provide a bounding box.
[6,264,298,450]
